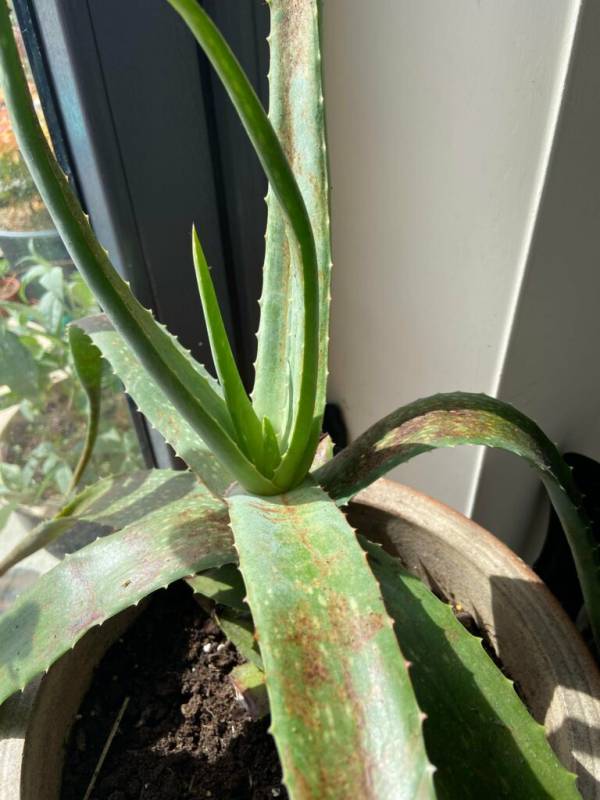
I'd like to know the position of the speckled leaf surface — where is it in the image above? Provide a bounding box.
[227,482,435,800]
[252,0,332,455]
[75,315,233,494]
[363,538,581,800]
[315,392,600,651]
[0,469,204,575]
[0,476,234,706]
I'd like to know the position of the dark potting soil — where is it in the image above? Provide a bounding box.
[61,584,287,800]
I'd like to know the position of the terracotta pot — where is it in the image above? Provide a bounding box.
[0,478,599,798]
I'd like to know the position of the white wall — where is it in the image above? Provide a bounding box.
[323,0,597,556]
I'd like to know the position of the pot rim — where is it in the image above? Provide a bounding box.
[355,477,594,647]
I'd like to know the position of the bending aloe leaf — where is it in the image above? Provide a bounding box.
[253,0,332,471]
[0,1,274,495]
[67,325,103,493]
[0,476,234,705]
[0,469,204,576]
[191,227,264,464]
[165,0,320,490]
[314,392,600,652]
[227,482,436,799]
[74,315,234,495]
[363,538,581,800]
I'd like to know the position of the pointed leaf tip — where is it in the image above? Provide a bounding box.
[191,223,265,468]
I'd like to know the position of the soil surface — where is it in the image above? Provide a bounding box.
[61,584,286,800]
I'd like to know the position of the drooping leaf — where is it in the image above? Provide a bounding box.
[74,315,234,495]
[191,227,263,463]
[0,475,234,705]
[67,325,103,493]
[0,469,202,576]
[165,0,320,490]
[314,392,600,651]
[0,4,274,494]
[227,482,436,799]
[363,537,581,800]
[252,0,332,469]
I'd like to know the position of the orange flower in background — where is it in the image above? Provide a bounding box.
[0,82,48,157]
[0,81,52,229]
[0,94,18,157]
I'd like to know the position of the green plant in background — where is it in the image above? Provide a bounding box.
[0,246,142,522]
[0,1,598,798]
[0,149,37,208]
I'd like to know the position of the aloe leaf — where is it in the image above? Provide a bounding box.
[186,563,246,611]
[230,662,269,719]
[227,482,436,799]
[311,434,335,470]
[0,475,235,705]
[0,2,276,495]
[216,608,263,670]
[252,0,332,464]
[0,469,200,576]
[165,0,320,490]
[191,227,263,462]
[363,538,581,799]
[186,565,262,668]
[74,315,236,495]
[261,415,282,477]
[66,325,103,493]
[315,391,600,652]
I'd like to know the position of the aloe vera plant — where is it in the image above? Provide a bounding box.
[0,1,598,797]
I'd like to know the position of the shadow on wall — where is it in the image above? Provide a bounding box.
[473,0,600,555]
